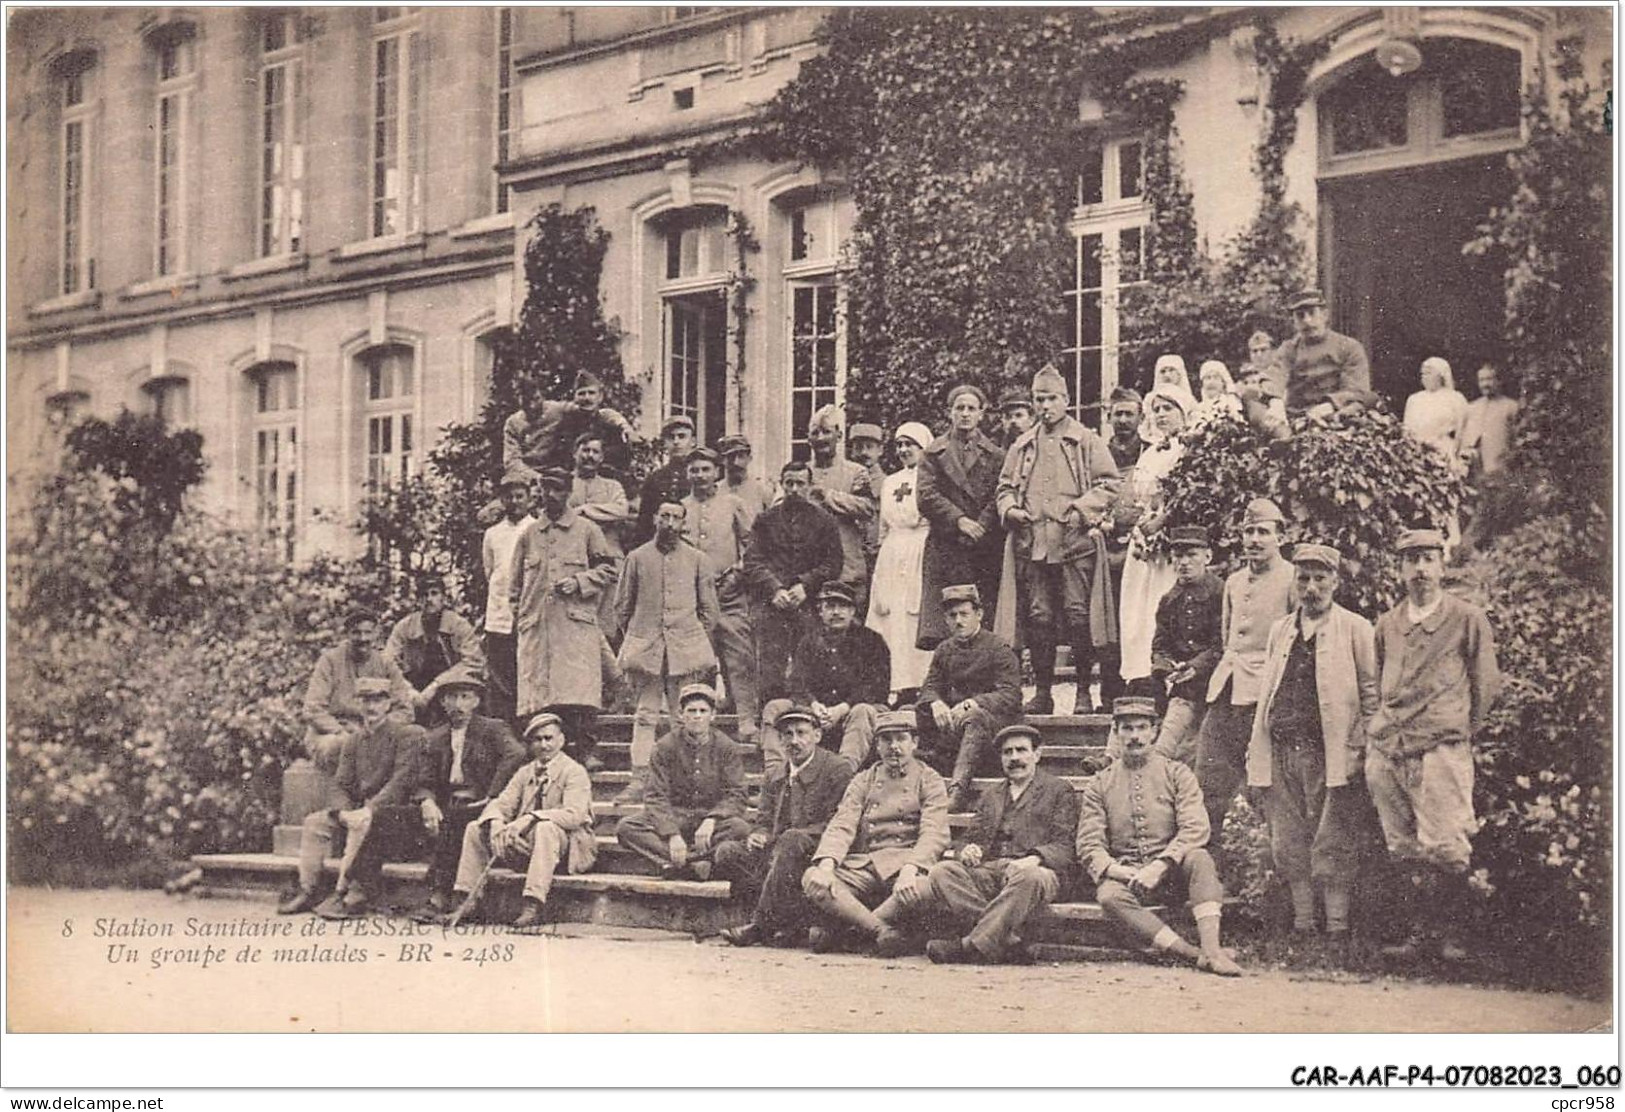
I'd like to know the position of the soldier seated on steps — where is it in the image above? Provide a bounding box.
[445,712,597,934]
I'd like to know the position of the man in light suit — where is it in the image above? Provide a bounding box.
[1247,543,1378,956]
[447,712,597,933]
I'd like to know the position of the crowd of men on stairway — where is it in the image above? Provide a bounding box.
[281,287,1508,975]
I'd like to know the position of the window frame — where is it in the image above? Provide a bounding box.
[248,362,301,561]
[143,374,193,428]
[259,12,307,259]
[493,6,514,215]
[785,277,846,462]
[58,56,97,296]
[357,344,418,494]
[369,8,426,239]
[152,34,196,277]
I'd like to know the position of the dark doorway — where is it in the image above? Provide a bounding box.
[1321,154,1510,411]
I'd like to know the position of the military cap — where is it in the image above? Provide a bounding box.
[715,434,752,456]
[1109,386,1143,405]
[873,709,919,735]
[345,607,379,630]
[940,583,982,608]
[355,677,393,698]
[1287,288,1327,311]
[1292,543,1342,570]
[816,581,856,606]
[677,682,718,708]
[1243,498,1285,525]
[537,466,573,488]
[994,722,1043,747]
[661,414,696,435]
[1112,695,1159,720]
[686,446,721,466]
[573,371,604,391]
[499,464,538,491]
[522,712,564,737]
[848,422,884,444]
[997,388,1033,412]
[1167,525,1211,551]
[773,704,819,730]
[1396,528,1446,554]
[1031,362,1069,399]
[434,664,486,698]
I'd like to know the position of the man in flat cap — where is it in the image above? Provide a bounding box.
[717,704,856,947]
[1266,289,1374,418]
[803,709,950,955]
[682,446,761,739]
[385,574,485,721]
[1077,697,1244,976]
[302,607,416,776]
[1247,543,1378,953]
[806,405,876,612]
[742,460,845,774]
[997,389,1035,451]
[482,466,538,722]
[716,434,776,528]
[414,667,526,914]
[634,414,698,545]
[916,584,1024,812]
[503,370,632,479]
[612,496,720,803]
[280,677,426,917]
[446,711,597,932]
[905,722,1079,963]
[1151,526,1224,764]
[996,362,1121,715]
[615,684,750,879]
[1366,528,1501,959]
[760,581,890,774]
[510,466,621,769]
[917,383,1006,651]
[1194,498,1296,851]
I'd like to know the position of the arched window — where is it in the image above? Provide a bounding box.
[358,344,416,490]
[247,362,300,559]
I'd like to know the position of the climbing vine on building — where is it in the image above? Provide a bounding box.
[724,210,760,428]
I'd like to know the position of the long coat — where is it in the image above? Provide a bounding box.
[614,538,721,679]
[916,430,1008,649]
[509,507,621,714]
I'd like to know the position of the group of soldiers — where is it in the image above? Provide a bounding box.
[277,286,1502,971]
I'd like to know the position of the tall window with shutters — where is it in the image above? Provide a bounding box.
[1063,137,1149,425]
[259,12,306,257]
[370,8,424,238]
[251,363,300,560]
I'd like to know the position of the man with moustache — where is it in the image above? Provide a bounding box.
[635,415,698,545]
[1248,544,1378,953]
[446,711,597,932]
[716,434,775,528]
[917,384,1006,651]
[910,723,1080,964]
[1078,697,1245,976]
[414,668,526,915]
[807,405,877,612]
[1193,499,1296,848]
[1366,529,1501,960]
[302,608,416,775]
[717,704,856,946]
[385,575,484,720]
[482,466,538,722]
[997,389,1036,451]
[1105,386,1144,472]
[681,447,760,738]
[803,709,951,956]
[503,370,632,478]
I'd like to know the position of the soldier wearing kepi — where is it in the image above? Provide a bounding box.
[446,712,597,933]
[1366,528,1502,960]
[1268,288,1375,418]
[1150,526,1224,764]
[912,722,1080,964]
[915,584,1024,813]
[716,704,857,947]
[680,447,759,740]
[996,388,1036,450]
[1078,696,1244,976]
[1247,543,1378,953]
[802,709,951,956]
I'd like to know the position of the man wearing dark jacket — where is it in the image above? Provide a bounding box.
[633,414,697,545]
[717,705,856,945]
[413,667,525,913]
[914,723,1080,963]
[916,384,1006,651]
[614,685,751,879]
[280,678,425,917]
[1150,527,1224,765]
[916,584,1024,811]
[742,460,844,729]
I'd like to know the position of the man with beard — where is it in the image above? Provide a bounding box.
[414,668,525,914]
[612,498,720,803]
[1078,696,1245,976]
[997,389,1036,451]
[915,584,1023,813]
[1105,386,1144,472]
[510,467,621,770]
[1194,499,1296,847]
[909,723,1079,964]
[447,712,597,933]
[634,415,698,545]
[742,460,844,775]
[759,582,890,772]
[916,385,1005,652]
[302,609,416,775]
[802,709,950,956]
[806,405,876,612]
[280,678,426,917]
[680,447,759,738]
[482,467,538,722]
[1248,544,1378,955]
[716,705,856,946]
[1366,529,1501,960]
[503,371,632,478]
[385,576,484,721]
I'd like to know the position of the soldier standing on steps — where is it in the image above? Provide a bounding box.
[446,712,597,934]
